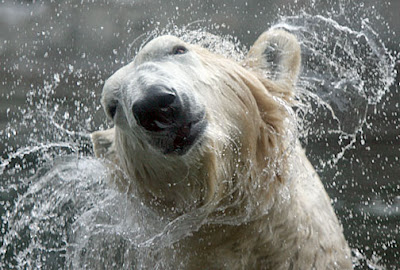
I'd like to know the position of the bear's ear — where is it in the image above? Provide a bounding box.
[244,29,301,88]
[91,128,116,160]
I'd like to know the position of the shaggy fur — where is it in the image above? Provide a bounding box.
[91,29,353,269]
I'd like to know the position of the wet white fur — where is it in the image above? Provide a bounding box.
[91,29,353,269]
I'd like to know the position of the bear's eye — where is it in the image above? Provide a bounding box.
[106,100,119,120]
[171,45,187,55]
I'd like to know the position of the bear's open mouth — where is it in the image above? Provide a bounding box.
[170,118,207,154]
[148,116,207,155]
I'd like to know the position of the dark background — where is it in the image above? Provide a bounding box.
[1,0,399,268]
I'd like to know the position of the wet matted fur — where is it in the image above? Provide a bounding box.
[91,29,353,269]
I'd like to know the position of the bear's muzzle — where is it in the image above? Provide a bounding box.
[132,84,207,155]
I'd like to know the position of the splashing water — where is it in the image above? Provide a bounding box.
[274,13,396,167]
[0,10,398,270]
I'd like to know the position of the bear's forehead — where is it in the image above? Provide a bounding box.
[145,35,184,49]
[133,35,188,66]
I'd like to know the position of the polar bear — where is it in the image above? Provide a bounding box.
[91,29,353,269]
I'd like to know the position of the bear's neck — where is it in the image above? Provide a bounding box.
[113,126,287,220]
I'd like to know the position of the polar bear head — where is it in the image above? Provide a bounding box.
[101,36,208,155]
[92,29,301,216]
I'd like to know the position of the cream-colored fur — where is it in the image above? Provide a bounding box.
[91,29,353,269]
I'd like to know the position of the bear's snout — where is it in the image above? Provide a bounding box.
[132,84,207,155]
[132,85,181,132]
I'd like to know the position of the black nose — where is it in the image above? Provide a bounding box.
[132,86,181,132]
